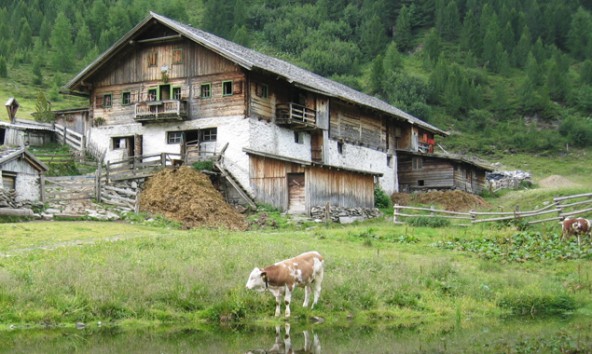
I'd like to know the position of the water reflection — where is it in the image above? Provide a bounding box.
[245,323,321,354]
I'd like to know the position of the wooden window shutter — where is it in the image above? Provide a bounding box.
[233,80,243,94]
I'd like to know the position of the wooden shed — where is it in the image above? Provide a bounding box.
[0,147,48,203]
[398,152,493,194]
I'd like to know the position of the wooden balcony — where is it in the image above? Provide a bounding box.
[275,103,317,130]
[134,100,188,122]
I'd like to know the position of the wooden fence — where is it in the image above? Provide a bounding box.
[96,152,183,210]
[54,123,85,152]
[393,192,592,226]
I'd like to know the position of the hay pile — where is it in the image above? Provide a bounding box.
[538,175,578,189]
[391,190,489,211]
[139,166,248,230]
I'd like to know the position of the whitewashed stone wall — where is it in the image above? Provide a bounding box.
[248,119,311,161]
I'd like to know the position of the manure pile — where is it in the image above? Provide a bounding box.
[391,190,489,211]
[139,166,247,230]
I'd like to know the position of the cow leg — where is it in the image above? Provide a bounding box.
[311,269,324,308]
[303,285,311,308]
[284,287,293,318]
[274,293,282,317]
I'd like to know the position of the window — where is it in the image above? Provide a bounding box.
[200,83,211,98]
[1,172,16,190]
[112,136,130,149]
[256,83,268,98]
[172,87,182,100]
[122,92,131,105]
[147,88,157,101]
[167,131,183,144]
[337,140,344,154]
[222,81,233,96]
[412,157,423,170]
[294,131,304,144]
[201,128,217,142]
[97,94,112,108]
[147,51,158,67]
[387,155,393,167]
[173,48,183,64]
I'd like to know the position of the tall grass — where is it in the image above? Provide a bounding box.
[0,219,590,330]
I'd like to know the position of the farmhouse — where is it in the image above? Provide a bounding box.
[60,12,486,213]
[0,147,48,203]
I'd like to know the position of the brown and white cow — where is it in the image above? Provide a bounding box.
[245,251,324,318]
[561,217,591,244]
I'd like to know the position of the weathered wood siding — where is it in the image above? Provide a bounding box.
[329,100,387,151]
[306,166,374,208]
[453,165,487,194]
[90,38,246,123]
[249,155,305,210]
[398,155,454,190]
[249,155,374,211]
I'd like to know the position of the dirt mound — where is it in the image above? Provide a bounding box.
[538,175,578,188]
[391,190,489,211]
[139,166,247,230]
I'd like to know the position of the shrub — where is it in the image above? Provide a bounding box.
[374,186,392,209]
[498,292,576,316]
[407,216,451,228]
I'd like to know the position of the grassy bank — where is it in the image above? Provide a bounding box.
[0,217,590,332]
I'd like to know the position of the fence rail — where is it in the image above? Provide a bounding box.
[393,192,592,226]
[54,123,85,152]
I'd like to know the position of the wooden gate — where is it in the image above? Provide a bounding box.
[287,173,305,214]
[44,175,96,203]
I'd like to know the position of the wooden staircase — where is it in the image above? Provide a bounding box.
[214,161,256,209]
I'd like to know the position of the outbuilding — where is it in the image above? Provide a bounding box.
[0,147,48,203]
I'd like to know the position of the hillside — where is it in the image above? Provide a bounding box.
[0,0,591,156]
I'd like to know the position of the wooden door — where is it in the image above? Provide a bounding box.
[311,132,323,163]
[287,173,305,214]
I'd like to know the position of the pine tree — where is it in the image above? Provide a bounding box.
[567,7,592,60]
[49,12,74,72]
[0,56,7,78]
[436,0,461,41]
[482,15,501,71]
[513,26,531,68]
[75,23,92,60]
[460,9,481,56]
[361,14,388,56]
[394,5,413,52]
[368,54,385,97]
[546,51,570,102]
[35,91,54,123]
[423,29,441,65]
[581,59,592,85]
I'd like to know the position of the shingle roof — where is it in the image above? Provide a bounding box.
[65,12,447,136]
[0,147,48,172]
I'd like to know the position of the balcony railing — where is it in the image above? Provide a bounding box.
[275,103,317,130]
[134,100,188,122]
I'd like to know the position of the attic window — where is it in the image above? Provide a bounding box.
[222,81,233,96]
[147,51,158,67]
[172,48,183,64]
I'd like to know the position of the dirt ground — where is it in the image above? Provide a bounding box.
[538,175,579,188]
[139,166,248,230]
[391,190,489,211]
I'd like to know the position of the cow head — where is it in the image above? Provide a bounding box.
[246,267,267,292]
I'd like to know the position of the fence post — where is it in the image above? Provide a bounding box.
[63,125,67,145]
[430,205,435,216]
[106,161,110,184]
[393,204,399,224]
[470,209,476,223]
[514,205,521,221]
[161,153,166,167]
[324,202,330,226]
[95,163,102,202]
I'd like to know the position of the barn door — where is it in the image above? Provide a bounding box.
[287,173,306,214]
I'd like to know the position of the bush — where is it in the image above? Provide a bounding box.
[498,292,575,316]
[407,216,451,228]
[374,187,392,209]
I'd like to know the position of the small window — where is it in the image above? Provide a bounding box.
[418,180,425,186]
[1,172,16,190]
[172,87,182,100]
[294,131,304,144]
[387,155,393,167]
[147,51,158,67]
[201,128,217,142]
[200,83,211,98]
[172,48,183,64]
[412,157,423,170]
[122,92,131,105]
[337,140,344,154]
[167,131,183,144]
[222,81,233,96]
[103,94,112,108]
[256,83,268,98]
[112,137,129,149]
[147,88,157,101]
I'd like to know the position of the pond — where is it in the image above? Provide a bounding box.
[0,317,591,353]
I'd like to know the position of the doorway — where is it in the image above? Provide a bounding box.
[287,173,306,214]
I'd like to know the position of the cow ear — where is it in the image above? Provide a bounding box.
[260,271,267,278]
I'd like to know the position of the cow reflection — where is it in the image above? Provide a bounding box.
[245,323,321,354]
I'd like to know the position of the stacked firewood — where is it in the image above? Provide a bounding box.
[0,188,18,208]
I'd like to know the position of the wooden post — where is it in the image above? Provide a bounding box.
[40,174,46,203]
[470,209,476,223]
[161,152,166,167]
[63,125,67,145]
[106,161,110,184]
[95,162,102,202]
[324,202,330,226]
[514,205,521,221]
[430,205,435,216]
[393,204,399,224]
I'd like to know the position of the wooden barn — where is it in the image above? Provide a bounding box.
[397,151,493,194]
[0,147,48,203]
[61,12,455,214]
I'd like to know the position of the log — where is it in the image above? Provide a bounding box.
[0,208,34,217]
